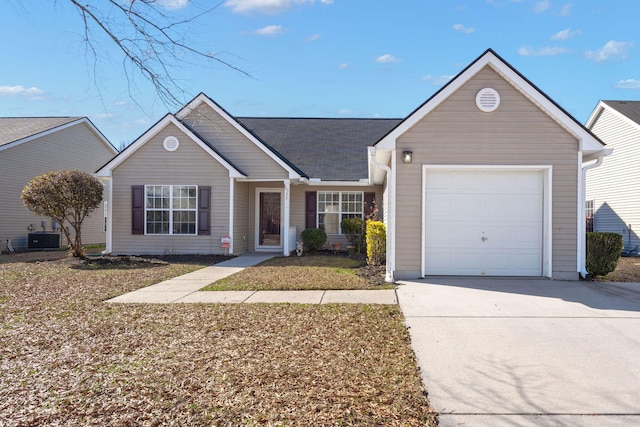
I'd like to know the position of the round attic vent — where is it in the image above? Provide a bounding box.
[163,136,179,152]
[476,88,500,112]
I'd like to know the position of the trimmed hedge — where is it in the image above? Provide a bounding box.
[301,228,327,251]
[586,232,623,277]
[366,220,386,266]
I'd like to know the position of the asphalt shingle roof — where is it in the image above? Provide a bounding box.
[236,117,402,181]
[0,117,82,147]
[603,101,640,126]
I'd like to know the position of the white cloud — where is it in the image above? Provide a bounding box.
[533,0,551,13]
[614,79,640,89]
[338,108,355,115]
[375,54,401,64]
[225,0,331,14]
[156,0,189,10]
[453,23,475,34]
[421,74,454,85]
[0,85,45,98]
[586,41,634,62]
[253,25,285,36]
[517,46,569,56]
[93,113,114,119]
[558,2,573,16]
[338,63,349,69]
[305,33,321,42]
[115,100,128,106]
[551,28,580,41]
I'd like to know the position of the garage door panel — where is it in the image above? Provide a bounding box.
[424,169,544,276]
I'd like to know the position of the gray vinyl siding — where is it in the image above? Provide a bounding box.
[233,181,250,254]
[180,104,290,180]
[289,185,382,249]
[586,108,640,250]
[110,123,230,255]
[394,66,579,279]
[0,123,115,251]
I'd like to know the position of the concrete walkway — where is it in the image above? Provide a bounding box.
[397,277,640,427]
[106,253,397,305]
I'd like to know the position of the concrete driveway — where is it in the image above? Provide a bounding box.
[397,278,640,427]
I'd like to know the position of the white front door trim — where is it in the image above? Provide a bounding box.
[421,165,552,277]
[255,187,284,252]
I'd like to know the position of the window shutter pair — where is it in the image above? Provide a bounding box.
[304,191,376,228]
[131,186,211,235]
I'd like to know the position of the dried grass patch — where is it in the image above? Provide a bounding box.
[204,254,393,291]
[0,254,436,426]
[595,256,640,283]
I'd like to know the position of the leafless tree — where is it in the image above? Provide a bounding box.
[46,1,249,108]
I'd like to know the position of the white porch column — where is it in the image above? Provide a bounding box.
[283,179,291,256]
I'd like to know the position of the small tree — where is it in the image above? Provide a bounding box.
[341,217,365,254]
[22,170,103,257]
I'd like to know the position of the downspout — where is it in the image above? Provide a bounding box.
[578,148,613,276]
[99,176,112,255]
[368,146,394,282]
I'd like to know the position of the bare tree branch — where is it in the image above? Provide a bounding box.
[64,0,251,109]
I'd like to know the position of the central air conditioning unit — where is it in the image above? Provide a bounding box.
[28,233,61,249]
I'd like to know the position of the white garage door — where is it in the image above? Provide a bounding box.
[424,169,543,276]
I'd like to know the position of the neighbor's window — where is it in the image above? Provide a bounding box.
[145,185,197,235]
[317,191,363,234]
[585,199,594,233]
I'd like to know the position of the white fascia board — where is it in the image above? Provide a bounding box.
[175,94,302,180]
[96,114,245,178]
[375,50,604,154]
[588,101,640,134]
[0,117,116,154]
[301,178,373,187]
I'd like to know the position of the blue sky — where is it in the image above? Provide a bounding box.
[1,1,639,148]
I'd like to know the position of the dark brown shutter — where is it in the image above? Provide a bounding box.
[132,185,144,235]
[305,191,317,229]
[364,192,376,219]
[198,186,211,235]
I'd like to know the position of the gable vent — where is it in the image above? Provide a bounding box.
[476,88,500,112]
[163,136,179,152]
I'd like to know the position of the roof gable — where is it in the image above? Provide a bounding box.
[0,117,116,154]
[96,114,245,178]
[587,100,640,132]
[376,49,604,154]
[176,93,303,179]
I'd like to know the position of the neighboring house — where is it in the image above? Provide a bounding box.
[0,117,117,251]
[97,49,606,281]
[586,100,640,251]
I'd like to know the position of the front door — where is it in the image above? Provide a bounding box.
[256,190,282,250]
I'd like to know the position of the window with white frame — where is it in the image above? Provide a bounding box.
[585,199,594,233]
[318,191,363,234]
[145,185,197,235]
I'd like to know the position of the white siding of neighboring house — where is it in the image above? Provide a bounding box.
[0,122,115,251]
[587,107,640,251]
[110,123,231,255]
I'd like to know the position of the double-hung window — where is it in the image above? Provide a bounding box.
[145,185,197,235]
[317,191,363,234]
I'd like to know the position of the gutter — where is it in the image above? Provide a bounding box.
[368,146,394,282]
[578,148,613,276]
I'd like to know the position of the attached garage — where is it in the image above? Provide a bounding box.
[422,167,550,277]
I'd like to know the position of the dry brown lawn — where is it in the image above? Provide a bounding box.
[203,254,394,291]
[0,251,435,426]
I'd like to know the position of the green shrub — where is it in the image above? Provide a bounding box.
[366,220,386,266]
[301,228,327,251]
[341,217,365,254]
[586,232,624,277]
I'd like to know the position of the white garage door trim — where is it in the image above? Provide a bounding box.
[421,165,552,278]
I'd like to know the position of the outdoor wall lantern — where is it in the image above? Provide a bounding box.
[402,150,413,164]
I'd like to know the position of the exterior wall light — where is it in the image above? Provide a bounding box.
[402,150,413,163]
